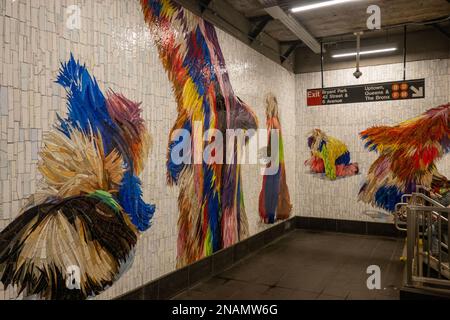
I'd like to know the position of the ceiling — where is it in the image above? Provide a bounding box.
[226,0,450,42]
[176,0,450,72]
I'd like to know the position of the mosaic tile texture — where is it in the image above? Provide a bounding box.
[296,59,450,223]
[0,0,296,299]
[1,0,447,300]
[141,0,260,268]
[0,53,153,300]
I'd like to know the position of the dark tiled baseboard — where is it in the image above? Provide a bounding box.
[117,217,296,300]
[117,216,402,300]
[297,216,404,238]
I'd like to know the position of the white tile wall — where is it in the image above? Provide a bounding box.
[1,0,447,301]
[0,0,296,299]
[295,59,450,223]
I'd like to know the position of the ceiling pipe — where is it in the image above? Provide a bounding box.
[320,15,450,44]
[403,25,407,81]
[353,31,363,79]
[320,42,324,88]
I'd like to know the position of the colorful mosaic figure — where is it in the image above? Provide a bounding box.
[140,0,258,267]
[0,55,155,300]
[259,94,292,224]
[305,129,359,180]
[359,103,450,212]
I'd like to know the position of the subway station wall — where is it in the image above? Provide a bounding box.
[0,0,296,299]
[1,0,448,301]
[296,59,450,222]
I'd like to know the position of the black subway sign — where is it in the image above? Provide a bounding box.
[307,79,425,106]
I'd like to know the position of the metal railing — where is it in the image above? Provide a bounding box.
[401,190,450,293]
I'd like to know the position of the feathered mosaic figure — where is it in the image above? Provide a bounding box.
[259,94,292,224]
[359,103,450,212]
[140,0,258,267]
[305,129,359,180]
[0,54,155,300]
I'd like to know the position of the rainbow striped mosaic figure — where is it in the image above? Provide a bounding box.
[140,0,258,267]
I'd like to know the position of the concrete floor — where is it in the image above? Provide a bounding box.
[174,230,405,300]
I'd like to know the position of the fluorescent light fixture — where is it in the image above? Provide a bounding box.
[332,47,397,58]
[291,0,360,13]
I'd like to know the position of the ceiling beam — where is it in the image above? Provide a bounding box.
[280,40,303,46]
[258,0,278,6]
[280,41,301,64]
[248,15,273,24]
[249,16,273,43]
[173,0,294,71]
[199,0,213,13]
[432,23,450,39]
[263,6,322,54]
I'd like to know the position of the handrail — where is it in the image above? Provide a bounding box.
[404,188,450,292]
[411,192,447,209]
[395,190,447,228]
[395,199,411,231]
[401,194,412,203]
[407,206,450,213]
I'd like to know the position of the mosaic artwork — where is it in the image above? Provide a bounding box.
[359,103,450,212]
[140,0,258,267]
[259,94,292,224]
[305,129,359,181]
[0,55,155,300]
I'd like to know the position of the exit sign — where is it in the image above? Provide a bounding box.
[307,79,425,106]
